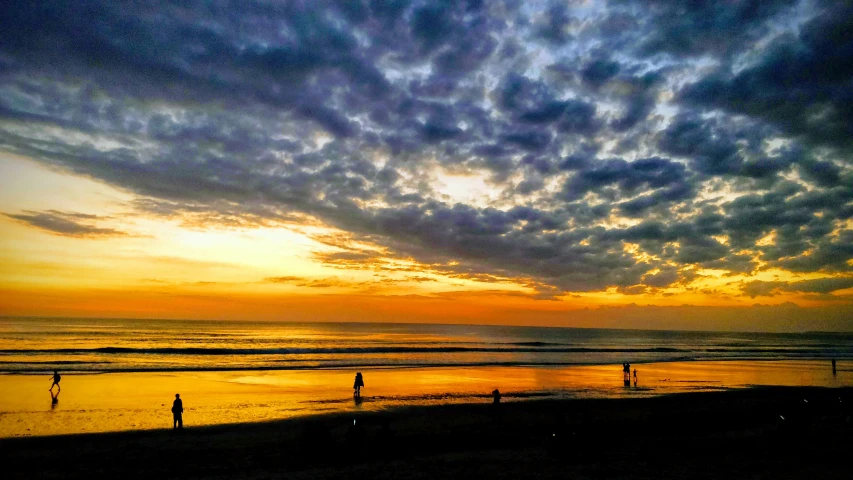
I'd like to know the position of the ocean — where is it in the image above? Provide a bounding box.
[1,318,851,437]
[2,318,851,374]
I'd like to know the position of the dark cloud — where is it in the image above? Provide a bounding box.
[533,3,575,44]
[3,210,129,238]
[610,69,665,132]
[642,267,680,288]
[580,57,620,89]
[560,157,692,211]
[743,277,853,297]
[627,0,799,58]
[1,0,851,297]
[679,3,853,153]
[497,72,601,134]
[658,113,794,178]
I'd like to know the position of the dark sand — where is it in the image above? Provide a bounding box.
[2,387,851,479]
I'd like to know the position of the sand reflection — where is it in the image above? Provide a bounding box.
[0,360,849,437]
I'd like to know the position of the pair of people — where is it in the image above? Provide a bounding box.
[353,372,365,398]
[622,363,639,386]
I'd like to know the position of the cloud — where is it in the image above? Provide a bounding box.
[679,2,853,153]
[263,276,304,284]
[263,276,347,288]
[1,0,852,297]
[658,113,794,178]
[743,277,853,297]
[642,267,680,288]
[3,210,129,238]
[262,273,440,291]
[625,0,799,58]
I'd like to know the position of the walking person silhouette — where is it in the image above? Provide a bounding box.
[353,372,364,398]
[48,370,61,392]
[172,394,184,429]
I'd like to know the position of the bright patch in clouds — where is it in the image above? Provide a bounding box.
[1,0,852,330]
[433,168,498,207]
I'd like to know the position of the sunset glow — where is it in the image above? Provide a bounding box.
[1,1,852,331]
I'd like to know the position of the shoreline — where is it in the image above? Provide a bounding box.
[3,386,852,479]
[2,359,849,438]
[1,355,849,375]
[0,383,829,441]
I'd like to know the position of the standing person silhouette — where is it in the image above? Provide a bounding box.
[633,369,638,387]
[48,370,61,392]
[172,394,184,429]
[491,388,502,423]
[353,372,364,398]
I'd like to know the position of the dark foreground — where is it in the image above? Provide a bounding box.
[3,387,852,479]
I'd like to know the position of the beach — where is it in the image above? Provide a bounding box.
[3,319,852,479]
[2,360,850,437]
[4,0,853,477]
[2,386,851,479]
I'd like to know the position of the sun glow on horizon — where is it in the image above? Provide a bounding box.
[2,1,853,331]
[2,150,850,329]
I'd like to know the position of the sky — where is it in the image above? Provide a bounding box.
[1,0,852,331]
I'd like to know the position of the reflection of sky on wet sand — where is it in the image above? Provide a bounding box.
[1,360,850,438]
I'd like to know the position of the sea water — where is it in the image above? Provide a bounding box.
[2,317,851,373]
[1,318,851,437]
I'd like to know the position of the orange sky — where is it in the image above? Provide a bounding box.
[2,1,853,333]
[2,151,853,332]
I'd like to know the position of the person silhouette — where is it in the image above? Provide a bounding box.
[832,359,837,375]
[633,369,638,387]
[491,388,503,423]
[353,372,364,398]
[172,393,184,429]
[50,390,59,410]
[48,370,61,392]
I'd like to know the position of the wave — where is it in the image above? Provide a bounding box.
[0,346,689,355]
[1,345,850,356]
[0,360,111,365]
[2,355,847,374]
[0,359,692,374]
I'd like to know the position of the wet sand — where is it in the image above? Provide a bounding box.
[2,386,851,479]
[1,359,849,438]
